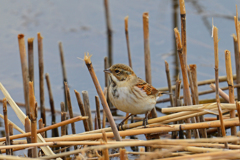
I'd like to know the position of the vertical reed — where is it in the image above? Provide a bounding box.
[25,117,32,157]
[74,90,90,132]
[3,98,11,155]
[225,50,236,136]
[174,28,192,138]
[29,81,37,157]
[84,53,121,141]
[104,0,113,66]
[18,34,30,117]
[45,73,59,137]
[28,38,34,88]
[38,32,46,125]
[213,26,226,138]
[165,61,174,106]
[95,96,101,129]
[8,123,13,155]
[39,118,45,138]
[82,91,93,131]
[125,16,132,68]
[64,82,76,135]
[236,102,240,123]
[233,34,240,101]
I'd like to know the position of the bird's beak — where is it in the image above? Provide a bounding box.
[104,68,112,74]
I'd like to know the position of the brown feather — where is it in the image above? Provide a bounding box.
[136,78,159,97]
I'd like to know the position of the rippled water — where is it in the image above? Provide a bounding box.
[0,0,239,137]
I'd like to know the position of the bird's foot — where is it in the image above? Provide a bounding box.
[117,121,125,131]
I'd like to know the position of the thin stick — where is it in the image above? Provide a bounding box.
[29,81,37,157]
[59,42,68,112]
[3,98,11,155]
[225,50,236,136]
[82,91,93,131]
[174,28,192,138]
[18,34,30,117]
[95,96,101,129]
[25,117,32,157]
[28,38,34,88]
[125,16,132,68]
[45,73,59,138]
[38,32,46,125]
[104,0,113,66]
[74,90,90,131]
[64,82,76,135]
[213,26,226,138]
[210,84,229,102]
[165,61,174,106]
[84,53,121,141]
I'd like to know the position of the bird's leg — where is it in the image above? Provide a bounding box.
[117,113,133,130]
[143,111,150,128]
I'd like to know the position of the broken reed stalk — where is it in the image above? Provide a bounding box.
[237,102,240,123]
[25,117,32,157]
[39,118,45,138]
[179,0,187,61]
[84,53,121,141]
[125,16,132,68]
[45,73,59,138]
[37,32,46,125]
[143,12,157,118]
[95,96,101,129]
[225,50,237,136]
[3,98,12,155]
[8,124,13,155]
[82,91,93,131]
[213,26,226,138]
[74,90,90,131]
[60,111,66,154]
[64,82,76,135]
[102,130,109,160]
[18,34,30,117]
[234,8,240,102]
[165,61,174,106]
[190,64,207,138]
[29,81,37,157]
[233,34,240,102]
[28,38,34,87]
[174,28,192,138]
[104,0,113,66]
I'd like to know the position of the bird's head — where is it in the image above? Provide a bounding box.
[104,64,136,84]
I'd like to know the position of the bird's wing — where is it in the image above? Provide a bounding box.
[135,77,160,97]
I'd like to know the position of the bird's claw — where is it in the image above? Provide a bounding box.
[117,122,124,131]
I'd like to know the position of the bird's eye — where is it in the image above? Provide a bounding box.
[115,69,120,74]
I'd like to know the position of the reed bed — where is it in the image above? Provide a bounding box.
[2,1,240,160]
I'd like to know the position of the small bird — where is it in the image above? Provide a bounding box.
[104,63,163,128]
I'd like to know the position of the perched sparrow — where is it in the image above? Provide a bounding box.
[104,63,163,128]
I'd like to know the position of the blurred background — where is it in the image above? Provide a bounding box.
[0,0,239,135]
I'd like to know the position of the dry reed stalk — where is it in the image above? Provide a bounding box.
[45,73,59,138]
[60,112,66,154]
[143,12,157,118]
[104,0,112,66]
[236,102,240,123]
[28,38,34,87]
[120,148,127,160]
[157,74,237,91]
[234,8,240,102]
[210,83,229,102]
[84,53,121,141]
[190,64,207,138]
[213,26,226,142]
[3,98,11,155]
[225,50,237,136]
[18,34,30,117]
[101,130,109,160]
[64,83,76,135]
[95,96,101,129]
[74,90,90,131]
[25,117,32,157]
[0,155,42,160]
[59,42,68,110]
[29,81,37,157]
[0,83,57,157]
[179,0,187,61]
[8,123,13,155]
[82,91,93,131]
[233,35,240,103]
[39,118,45,138]
[102,109,106,128]
[37,32,46,125]
[0,114,24,134]
[165,61,174,106]
[125,16,132,68]
[174,28,192,138]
